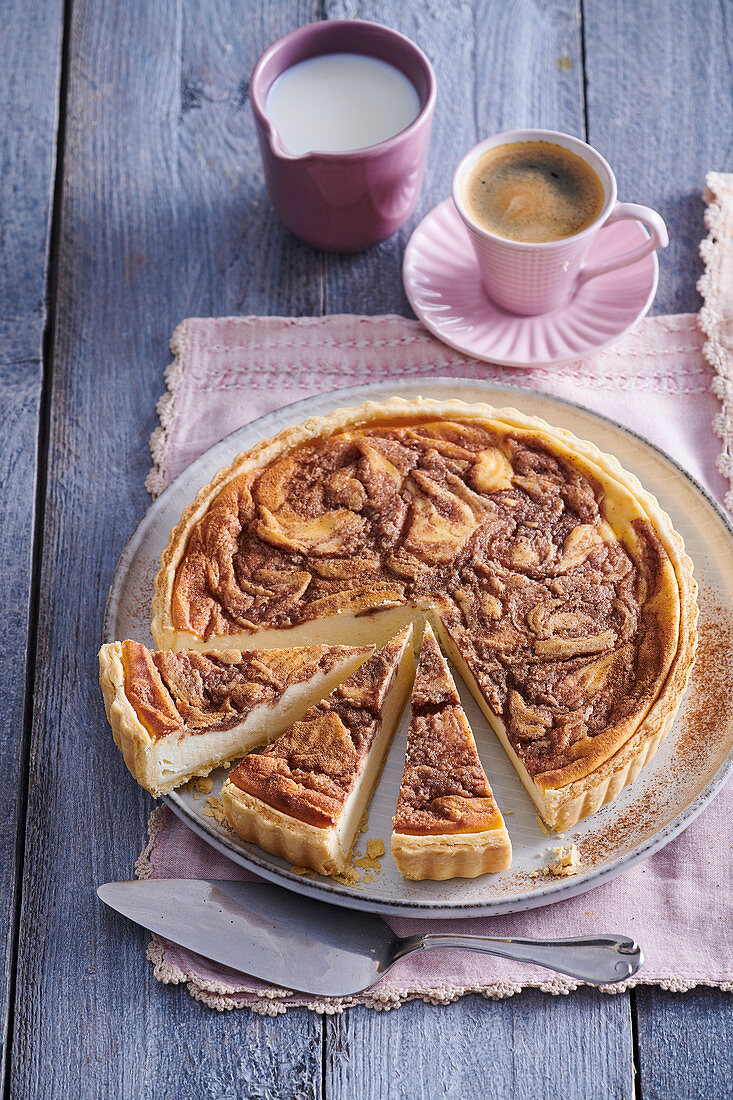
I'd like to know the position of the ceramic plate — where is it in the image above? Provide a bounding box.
[105,379,733,917]
[403,199,659,367]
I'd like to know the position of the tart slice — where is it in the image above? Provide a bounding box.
[221,626,414,876]
[391,624,512,880]
[98,640,373,796]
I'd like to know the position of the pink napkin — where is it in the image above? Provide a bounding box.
[147,313,726,500]
[139,310,733,1013]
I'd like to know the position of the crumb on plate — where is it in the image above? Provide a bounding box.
[549,843,582,877]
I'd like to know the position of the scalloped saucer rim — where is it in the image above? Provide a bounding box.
[403,197,659,368]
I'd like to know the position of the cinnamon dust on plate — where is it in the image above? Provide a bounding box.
[577,591,733,868]
[668,589,732,779]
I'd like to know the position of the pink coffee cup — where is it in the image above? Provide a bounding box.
[452,129,669,316]
[250,21,436,253]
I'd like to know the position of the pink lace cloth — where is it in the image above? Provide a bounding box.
[137,179,733,1012]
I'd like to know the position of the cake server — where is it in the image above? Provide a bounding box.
[98,879,642,995]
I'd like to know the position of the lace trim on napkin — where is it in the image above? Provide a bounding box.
[136,809,732,1014]
[700,172,733,511]
[145,323,188,498]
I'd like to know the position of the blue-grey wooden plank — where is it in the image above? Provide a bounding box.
[0,0,63,1089]
[583,0,733,315]
[634,987,733,1100]
[0,4,63,364]
[9,2,326,1097]
[177,0,326,318]
[327,990,633,1100]
[0,365,44,1094]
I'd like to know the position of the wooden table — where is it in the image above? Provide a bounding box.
[3,1,731,1096]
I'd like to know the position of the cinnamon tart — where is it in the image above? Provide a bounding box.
[153,397,697,830]
[221,627,414,876]
[98,639,372,796]
[392,624,512,880]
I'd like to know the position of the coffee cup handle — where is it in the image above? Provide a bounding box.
[576,202,668,285]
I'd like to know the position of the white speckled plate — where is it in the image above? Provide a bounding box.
[104,379,733,917]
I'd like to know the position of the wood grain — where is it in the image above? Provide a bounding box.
[0,365,43,1092]
[634,987,733,1100]
[472,0,585,136]
[0,2,63,363]
[326,990,632,1100]
[0,0,63,1089]
[583,0,733,315]
[176,0,326,318]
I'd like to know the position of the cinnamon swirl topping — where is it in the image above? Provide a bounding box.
[162,406,692,797]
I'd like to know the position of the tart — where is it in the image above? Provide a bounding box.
[98,639,372,796]
[153,397,697,830]
[392,624,512,880]
[221,626,414,876]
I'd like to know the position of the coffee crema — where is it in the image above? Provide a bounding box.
[462,140,605,243]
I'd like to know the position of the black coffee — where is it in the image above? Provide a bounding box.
[463,140,605,243]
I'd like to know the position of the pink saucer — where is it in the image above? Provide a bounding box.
[403,198,659,367]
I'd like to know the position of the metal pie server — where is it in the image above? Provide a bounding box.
[98,879,642,995]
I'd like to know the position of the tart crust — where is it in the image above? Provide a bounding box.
[391,831,513,882]
[392,624,512,880]
[153,397,698,829]
[98,639,372,796]
[221,627,414,876]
